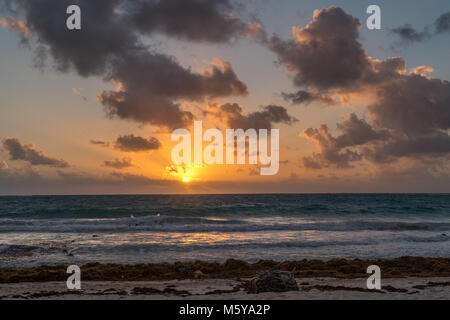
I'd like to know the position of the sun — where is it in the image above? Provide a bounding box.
[183,178,190,183]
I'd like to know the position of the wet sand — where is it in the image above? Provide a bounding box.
[0,278,449,300]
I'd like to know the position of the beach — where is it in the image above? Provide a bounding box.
[0,257,449,300]
[0,195,449,300]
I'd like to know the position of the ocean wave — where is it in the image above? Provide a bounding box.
[0,215,449,233]
[71,234,450,253]
[1,194,449,219]
[0,244,41,256]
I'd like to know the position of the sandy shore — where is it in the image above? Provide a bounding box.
[0,257,449,299]
[0,277,449,300]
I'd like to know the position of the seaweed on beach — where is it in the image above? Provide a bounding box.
[0,257,449,283]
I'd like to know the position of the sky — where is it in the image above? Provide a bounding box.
[0,0,449,194]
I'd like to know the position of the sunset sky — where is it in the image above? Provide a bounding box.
[1,0,449,194]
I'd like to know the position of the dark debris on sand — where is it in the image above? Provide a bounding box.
[1,257,449,283]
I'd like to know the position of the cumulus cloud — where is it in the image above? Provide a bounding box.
[301,114,390,169]
[302,71,450,168]
[205,103,297,129]
[334,113,389,148]
[1,137,69,168]
[256,7,432,96]
[114,134,161,152]
[367,74,450,135]
[98,56,247,128]
[254,7,450,169]
[103,157,134,169]
[258,7,370,90]
[1,0,249,129]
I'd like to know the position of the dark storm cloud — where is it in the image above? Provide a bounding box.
[281,90,335,105]
[206,103,297,129]
[114,134,161,152]
[129,0,248,43]
[1,0,248,128]
[103,157,134,169]
[1,137,69,168]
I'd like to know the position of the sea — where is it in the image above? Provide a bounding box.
[0,194,449,268]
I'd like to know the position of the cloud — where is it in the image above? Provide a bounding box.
[129,0,248,43]
[103,157,134,169]
[1,137,69,168]
[259,7,370,90]
[281,90,335,105]
[0,163,448,195]
[89,140,110,147]
[205,102,298,129]
[1,0,249,129]
[367,74,450,135]
[390,11,450,46]
[0,16,30,41]
[98,56,247,128]
[114,134,161,152]
[410,65,434,76]
[334,113,389,148]
[0,160,8,170]
[0,167,179,195]
[390,24,431,45]
[72,88,88,101]
[257,7,412,94]
[302,71,450,167]
[253,7,450,169]
[435,12,450,33]
[301,113,391,169]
